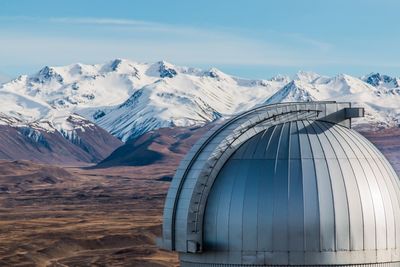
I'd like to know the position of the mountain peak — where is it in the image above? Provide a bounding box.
[264,80,315,104]
[34,66,64,84]
[203,67,227,79]
[103,58,138,74]
[146,60,178,78]
[109,58,124,71]
[294,71,321,83]
[362,72,399,88]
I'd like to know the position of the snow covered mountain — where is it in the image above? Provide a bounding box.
[1,59,399,144]
[362,72,400,89]
[0,59,286,141]
[265,72,400,129]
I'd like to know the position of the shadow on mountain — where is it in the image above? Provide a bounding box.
[0,123,122,165]
[95,125,213,168]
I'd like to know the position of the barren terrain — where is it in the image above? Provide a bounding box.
[0,161,178,266]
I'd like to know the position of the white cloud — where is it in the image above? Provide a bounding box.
[0,16,340,72]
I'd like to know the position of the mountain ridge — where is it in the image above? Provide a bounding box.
[1,59,399,146]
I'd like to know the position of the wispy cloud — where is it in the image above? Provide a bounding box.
[282,32,333,52]
[0,15,342,75]
[49,17,153,26]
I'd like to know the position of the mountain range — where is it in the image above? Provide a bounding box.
[0,59,399,164]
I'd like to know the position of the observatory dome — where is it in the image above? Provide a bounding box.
[160,102,400,266]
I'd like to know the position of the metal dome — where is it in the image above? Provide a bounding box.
[159,102,400,266]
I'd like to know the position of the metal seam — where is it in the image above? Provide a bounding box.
[346,129,398,250]
[336,125,388,250]
[352,133,392,250]
[357,132,400,249]
[272,122,285,252]
[194,111,319,248]
[332,124,379,252]
[315,120,353,251]
[323,122,366,251]
[308,120,338,252]
[300,119,321,251]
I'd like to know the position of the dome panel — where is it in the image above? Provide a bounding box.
[194,120,400,265]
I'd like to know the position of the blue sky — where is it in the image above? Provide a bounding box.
[0,0,399,80]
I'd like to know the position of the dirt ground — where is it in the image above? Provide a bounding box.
[0,161,179,266]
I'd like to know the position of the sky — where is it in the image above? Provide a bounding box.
[0,0,399,80]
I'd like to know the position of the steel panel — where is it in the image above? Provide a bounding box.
[357,132,397,249]
[203,173,220,250]
[288,158,304,251]
[339,158,365,250]
[301,157,320,251]
[304,120,336,251]
[367,155,396,249]
[228,159,249,251]
[277,122,290,159]
[359,157,387,249]
[242,160,262,252]
[257,159,275,251]
[347,128,400,249]
[272,156,289,251]
[367,138,400,251]
[297,121,313,159]
[215,160,238,251]
[326,157,351,251]
[349,157,377,250]
[289,120,301,159]
[253,127,274,159]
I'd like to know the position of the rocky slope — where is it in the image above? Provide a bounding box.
[0,119,122,165]
[97,125,212,168]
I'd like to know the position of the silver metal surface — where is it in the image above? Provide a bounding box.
[162,102,354,252]
[160,101,400,266]
[180,262,400,267]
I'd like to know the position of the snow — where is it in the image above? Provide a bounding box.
[265,72,400,129]
[1,59,399,142]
